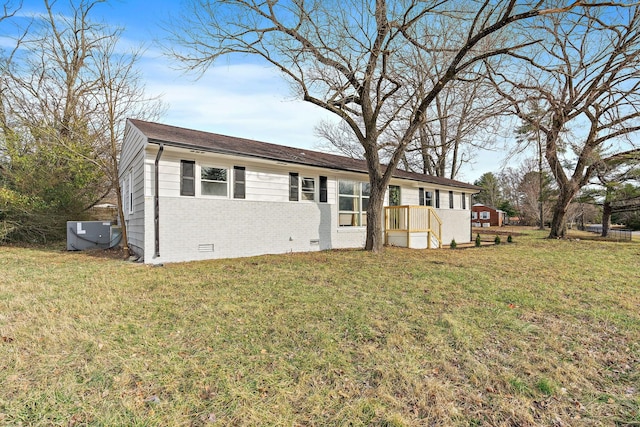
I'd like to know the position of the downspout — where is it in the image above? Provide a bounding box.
[154,144,164,258]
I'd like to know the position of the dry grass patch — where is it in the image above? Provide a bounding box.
[1,231,639,426]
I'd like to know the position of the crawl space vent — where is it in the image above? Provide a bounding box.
[198,243,214,252]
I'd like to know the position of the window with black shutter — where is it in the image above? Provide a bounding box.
[319,176,328,203]
[180,160,195,196]
[289,172,299,201]
[234,166,246,199]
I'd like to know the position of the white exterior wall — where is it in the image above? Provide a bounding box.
[119,123,148,259]
[436,208,472,244]
[125,139,474,263]
[147,197,366,264]
[144,147,367,264]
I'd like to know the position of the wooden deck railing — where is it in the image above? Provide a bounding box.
[384,205,442,248]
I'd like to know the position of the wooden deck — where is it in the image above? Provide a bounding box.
[384,206,442,249]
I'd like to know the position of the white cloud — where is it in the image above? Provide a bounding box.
[144,62,339,150]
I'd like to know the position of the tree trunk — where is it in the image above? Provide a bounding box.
[548,189,577,238]
[601,201,612,237]
[365,178,387,252]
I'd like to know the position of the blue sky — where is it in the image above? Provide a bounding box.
[6,0,501,183]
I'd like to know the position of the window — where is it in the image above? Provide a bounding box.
[435,189,440,208]
[180,160,195,196]
[201,166,228,196]
[419,188,433,206]
[289,172,299,201]
[302,177,315,201]
[472,211,478,220]
[480,211,490,220]
[462,192,466,209]
[449,191,454,209]
[339,180,369,226]
[389,185,401,206]
[121,177,129,215]
[128,171,133,214]
[234,166,245,199]
[319,176,328,203]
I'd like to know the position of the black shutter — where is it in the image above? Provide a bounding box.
[435,189,440,208]
[319,176,328,203]
[180,160,195,196]
[289,172,299,201]
[419,187,424,206]
[234,166,246,199]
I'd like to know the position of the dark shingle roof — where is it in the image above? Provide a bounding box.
[129,118,480,191]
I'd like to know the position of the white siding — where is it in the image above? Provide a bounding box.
[246,167,290,202]
[119,122,148,259]
[402,186,420,205]
[157,150,338,203]
[119,122,146,173]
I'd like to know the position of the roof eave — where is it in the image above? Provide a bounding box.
[146,138,368,175]
[145,138,480,191]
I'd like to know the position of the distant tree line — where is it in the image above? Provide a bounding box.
[473,165,640,232]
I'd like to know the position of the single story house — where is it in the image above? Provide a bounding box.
[119,119,481,264]
[471,204,507,227]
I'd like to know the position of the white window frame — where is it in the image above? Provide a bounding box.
[200,165,229,197]
[121,178,128,217]
[472,211,478,220]
[480,211,490,220]
[301,177,316,201]
[338,180,370,227]
[425,190,433,207]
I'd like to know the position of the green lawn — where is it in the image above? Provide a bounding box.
[1,229,638,426]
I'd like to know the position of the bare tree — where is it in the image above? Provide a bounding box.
[514,102,553,229]
[167,0,616,251]
[517,167,555,227]
[1,0,111,240]
[489,5,640,238]
[400,22,508,179]
[1,0,162,243]
[91,31,165,257]
[498,166,523,220]
[411,78,504,179]
[317,39,506,181]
